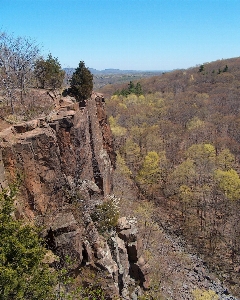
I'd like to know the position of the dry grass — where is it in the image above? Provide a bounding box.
[0,88,58,131]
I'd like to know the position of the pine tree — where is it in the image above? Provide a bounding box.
[128,81,135,94]
[198,64,204,72]
[0,185,56,299]
[70,61,93,105]
[135,82,143,96]
[223,65,228,72]
[34,54,65,89]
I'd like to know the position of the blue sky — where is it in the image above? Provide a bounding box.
[1,0,240,70]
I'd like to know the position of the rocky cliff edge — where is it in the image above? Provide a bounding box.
[0,92,149,299]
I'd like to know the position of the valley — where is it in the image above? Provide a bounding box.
[64,67,164,90]
[101,56,240,299]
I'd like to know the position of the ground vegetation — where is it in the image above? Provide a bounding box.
[0,184,56,299]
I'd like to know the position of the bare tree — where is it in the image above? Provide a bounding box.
[0,32,40,112]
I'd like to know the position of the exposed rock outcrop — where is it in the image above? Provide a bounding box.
[0,93,114,214]
[0,92,147,299]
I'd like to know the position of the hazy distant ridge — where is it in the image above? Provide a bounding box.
[89,68,166,75]
[64,67,166,75]
[64,68,166,89]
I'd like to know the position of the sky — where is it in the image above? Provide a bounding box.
[1,0,240,70]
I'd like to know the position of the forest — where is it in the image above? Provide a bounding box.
[101,57,240,297]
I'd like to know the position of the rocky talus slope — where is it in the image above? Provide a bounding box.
[112,170,239,300]
[0,93,149,299]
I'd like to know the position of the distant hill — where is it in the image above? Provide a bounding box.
[63,67,165,89]
[64,67,166,75]
[99,56,240,97]
[90,68,166,75]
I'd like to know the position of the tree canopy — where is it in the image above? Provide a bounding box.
[34,54,65,89]
[0,32,40,111]
[105,63,240,291]
[114,81,143,97]
[70,61,93,104]
[0,31,65,116]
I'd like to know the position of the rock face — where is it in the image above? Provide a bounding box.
[0,93,115,215]
[0,92,147,299]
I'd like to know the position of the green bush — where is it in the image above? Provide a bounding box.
[91,196,120,233]
[0,185,56,299]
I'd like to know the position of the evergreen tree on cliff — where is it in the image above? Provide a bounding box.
[34,54,65,90]
[70,61,93,105]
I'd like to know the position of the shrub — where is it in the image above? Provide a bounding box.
[91,195,120,233]
[0,185,56,299]
[192,289,219,300]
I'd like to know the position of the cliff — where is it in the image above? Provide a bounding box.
[0,92,149,299]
